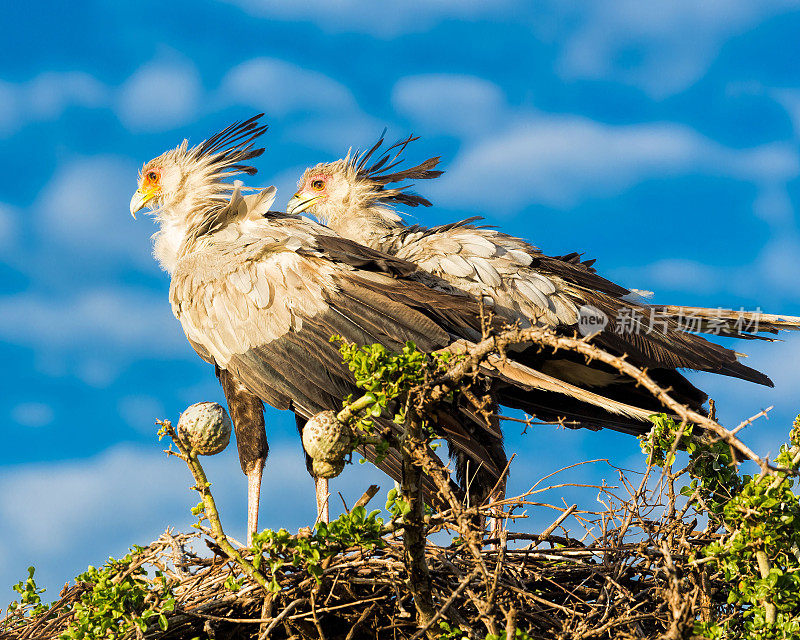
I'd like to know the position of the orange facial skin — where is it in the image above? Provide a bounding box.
[130,166,162,218]
[140,166,162,196]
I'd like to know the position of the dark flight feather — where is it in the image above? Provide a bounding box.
[195,113,268,176]
[350,132,444,208]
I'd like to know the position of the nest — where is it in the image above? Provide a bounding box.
[4,327,791,639]
[1,471,723,640]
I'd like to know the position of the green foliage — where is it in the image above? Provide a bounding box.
[639,413,693,466]
[190,499,205,516]
[223,575,244,592]
[60,547,176,639]
[252,506,386,592]
[438,621,465,639]
[643,414,800,639]
[334,337,452,433]
[681,436,742,518]
[7,566,49,620]
[385,486,411,519]
[438,621,534,640]
[487,629,534,640]
[640,414,741,516]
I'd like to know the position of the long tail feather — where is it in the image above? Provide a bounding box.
[656,306,800,340]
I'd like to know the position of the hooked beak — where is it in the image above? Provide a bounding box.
[286,193,321,216]
[129,189,156,219]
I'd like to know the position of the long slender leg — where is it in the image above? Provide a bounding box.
[315,478,330,523]
[246,459,265,542]
[296,414,330,524]
[217,367,268,546]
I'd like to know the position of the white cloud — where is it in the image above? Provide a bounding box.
[0,445,201,593]
[285,113,386,155]
[687,334,800,455]
[0,447,181,554]
[26,72,109,120]
[11,403,55,428]
[0,156,176,387]
[0,288,186,365]
[554,0,800,99]
[218,57,387,155]
[117,56,201,132]
[0,58,201,137]
[219,57,356,118]
[627,259,724,295]
[774,88,800,132]
[752,182,795,226]
[750,235,800,298]
[613,234,800,301]
[429,115,799,211]
[392,74,507,138]
[218,0,514,38]
[76,357,121,388]
[34,154,154,266]
[0,72,110,137]
[0,80,18,135]
[751,335,800,403]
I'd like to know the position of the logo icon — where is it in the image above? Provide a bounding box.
[578,305,608,337]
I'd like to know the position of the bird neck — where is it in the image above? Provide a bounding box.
[325,202,406,253]
[153,216,190,274]
[152,181,234,274]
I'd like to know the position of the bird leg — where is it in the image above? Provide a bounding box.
[315,477,330,524]
[246,458,266,544]
[217,367,268,547]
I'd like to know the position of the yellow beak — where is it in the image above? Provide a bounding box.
[129,189,155,219]
[286,193,321,216]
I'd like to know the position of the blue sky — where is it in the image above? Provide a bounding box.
[2,0,800,600]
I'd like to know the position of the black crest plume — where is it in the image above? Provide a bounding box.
[195,113,268,175]
[352,131,444,207]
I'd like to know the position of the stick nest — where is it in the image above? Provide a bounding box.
[1,490,724,640]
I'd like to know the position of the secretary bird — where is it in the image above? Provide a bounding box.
[287,132,800,516]
[130,117,790,544]
[287,132,800,370]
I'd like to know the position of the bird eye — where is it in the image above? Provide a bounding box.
[311,179,325,191]
[147,171,159,182]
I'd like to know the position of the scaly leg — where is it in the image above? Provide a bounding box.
[217,367,268,547]
[246,459,266,546]
[315,477,330,523]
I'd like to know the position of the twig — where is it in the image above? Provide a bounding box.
[409,568,480,640]
[525,504,578,548]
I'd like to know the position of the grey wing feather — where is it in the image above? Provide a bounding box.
[394,223,577,326]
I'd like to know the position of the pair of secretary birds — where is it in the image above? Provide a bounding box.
[130,114,800,545]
